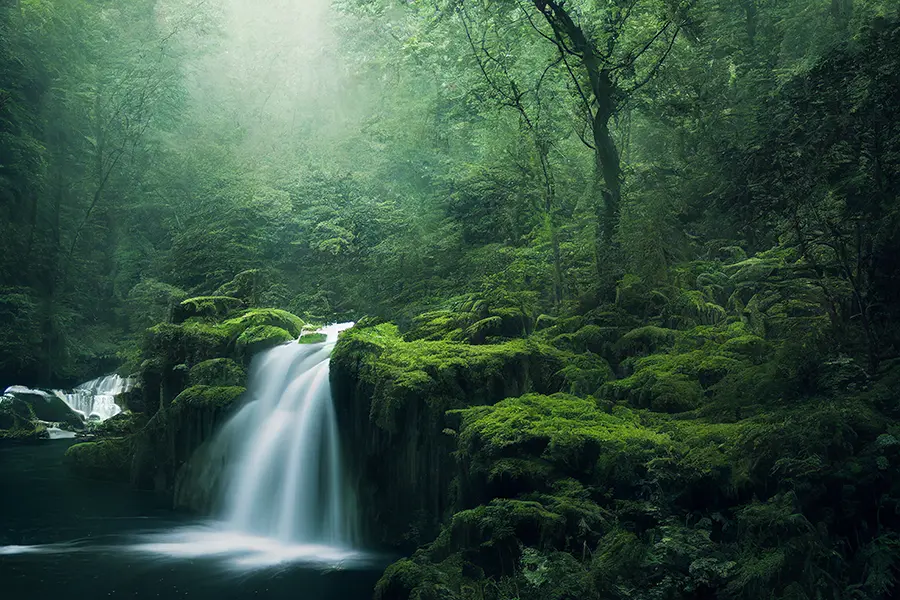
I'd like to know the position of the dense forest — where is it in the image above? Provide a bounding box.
[2,0,900,598]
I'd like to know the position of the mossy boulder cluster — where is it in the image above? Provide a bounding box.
[64,296,309,503]
[334,247,900,600]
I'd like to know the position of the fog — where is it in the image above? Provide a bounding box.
[161,0,373,171]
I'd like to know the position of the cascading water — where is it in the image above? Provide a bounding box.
[216,322,355,544]
[130,322,365,569]
[59,375,133,422]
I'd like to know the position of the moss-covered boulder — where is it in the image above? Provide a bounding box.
[299,332,327,344]
[89,411,148,438]
[140,307,303,408]
[64,439,133,480]
[331,321,585,547]
[223,308,305,337]
[235,325,293,355]
[189,358,246,387]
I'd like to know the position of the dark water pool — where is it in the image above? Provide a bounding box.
[0,440,384,599]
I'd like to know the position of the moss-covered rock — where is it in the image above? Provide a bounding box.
[64,439,133,480]
[332,321,579,547]
[454,394,672,504]
[172,385,245,410]
[89,411,148,438]
[235,325,293,355]
[141,307,304,408]
[189,358,246,387]
[299,332,327,344]
[616,325,678,357]
[223,308,305,337]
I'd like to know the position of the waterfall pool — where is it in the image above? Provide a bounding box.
[0,439,387,600]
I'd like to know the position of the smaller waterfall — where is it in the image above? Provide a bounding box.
[60,375,133,422]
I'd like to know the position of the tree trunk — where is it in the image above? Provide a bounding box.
[538,1,623,250]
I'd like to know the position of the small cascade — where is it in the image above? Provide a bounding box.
[211,322,356,546]
[60,375,133,422]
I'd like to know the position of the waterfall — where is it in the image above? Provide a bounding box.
[60,375,133,422]
[211,322,356,546]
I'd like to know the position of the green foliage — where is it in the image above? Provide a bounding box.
[298,333,327,344]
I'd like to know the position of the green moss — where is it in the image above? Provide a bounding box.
[174,296,244,322]
[534,314,558,331]
[172,385,245,410]
[438,499,567,557]
[558,353,614,396]
[334,323,568,432]
[223,308,305,337]
[64,439,132,480]
[673,290,727,327]
[464,316,503,344]
[145,320,232,367]
[189,358,246,386]
[455,393,671,478]
[374,558,454,600]
[298,332,327,344]
[720,335,770,363]
[235,325,293,354]
[405,310,469,341]
[89,411,148,438]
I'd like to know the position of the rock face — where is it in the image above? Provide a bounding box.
[131,385,245,498]
[330,321,575,548]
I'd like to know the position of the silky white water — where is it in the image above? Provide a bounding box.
[59,375,133,421]
[123,322,362,569]
[219,322,356,544]
[0,325,365,569]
